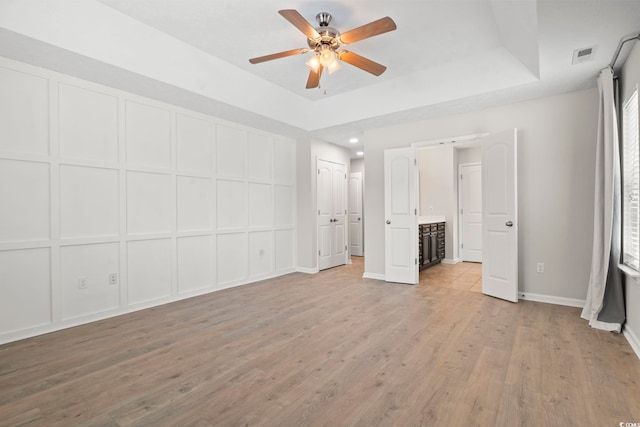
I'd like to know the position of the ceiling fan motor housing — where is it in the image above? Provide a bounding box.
[307,12,341,51]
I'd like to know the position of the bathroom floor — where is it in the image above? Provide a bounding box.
[419,261,483,292]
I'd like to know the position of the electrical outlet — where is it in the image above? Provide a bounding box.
[78,277,88,289]
[109,273,118,285]
[536,262,544,273]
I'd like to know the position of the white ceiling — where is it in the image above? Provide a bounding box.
[0,0,639,156]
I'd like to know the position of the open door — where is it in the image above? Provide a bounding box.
[384,147,418,284]
[481,129,518,302]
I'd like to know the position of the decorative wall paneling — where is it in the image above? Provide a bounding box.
[0,57,296,344]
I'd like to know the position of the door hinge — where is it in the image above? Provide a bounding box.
[318,169,320,175]
[318,209,320,215]
[461,243,464,249]
[345,174,347,179]
[460,209,463,214]
[415,208,417,215]
[345,209,347,214]
[345,245,347,250]
[319,250,321,255]
[414,158,417,166]
[415,258,417,265]
[460,174,463,180]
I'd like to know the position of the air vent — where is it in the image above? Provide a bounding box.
[572,46,595,64]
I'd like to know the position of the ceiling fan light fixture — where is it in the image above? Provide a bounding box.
[319,45,337,67]
[327,59,340,74]
[306,55,320,72]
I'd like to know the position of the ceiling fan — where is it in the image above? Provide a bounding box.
[249,9,397,89]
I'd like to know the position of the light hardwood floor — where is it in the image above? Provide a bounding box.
[420,261,483,292]
[1,257,639,426]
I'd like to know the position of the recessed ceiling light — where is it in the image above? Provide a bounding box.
[356,151,364,156]
[349,138,359,143]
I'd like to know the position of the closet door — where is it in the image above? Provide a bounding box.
[318,159,347,270]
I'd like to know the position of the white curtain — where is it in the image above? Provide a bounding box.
[581,67,624,333]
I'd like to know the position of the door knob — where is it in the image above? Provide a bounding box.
[505,221,513,227]
[386,220,391,224]
[358,217,361,221]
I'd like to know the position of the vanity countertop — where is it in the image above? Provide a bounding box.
[418,215,446,224]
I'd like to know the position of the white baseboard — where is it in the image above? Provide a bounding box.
[296,267,319,274]
[346,259,353,265]
[518,292,585,308]
[363,272,385,281]
[623,325,640,360]
[442,258,461,265]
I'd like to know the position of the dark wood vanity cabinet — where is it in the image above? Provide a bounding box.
[419,222,445,270]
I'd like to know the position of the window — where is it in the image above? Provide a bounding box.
[622,89,639,270]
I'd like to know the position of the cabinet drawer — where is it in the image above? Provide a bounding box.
[437,238,445,249]
[437,231,445,238]
[438,249,446,259]
[437,223,445,230]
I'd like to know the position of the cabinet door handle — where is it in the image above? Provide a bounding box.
[505,221,513,227]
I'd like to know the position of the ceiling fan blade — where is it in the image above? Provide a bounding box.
[279,9,321,40]
[338,17,397,45]
[249,48,309,64]
[306,65,324,89]
[338,51,387,76]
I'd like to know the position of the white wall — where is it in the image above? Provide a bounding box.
[0,57,296,344]
[457,147,482,164]
[620,40,640,355]
[364,89,598,301]
[418,146,457,260]
[350,158,364,175]
[296,139,350,271]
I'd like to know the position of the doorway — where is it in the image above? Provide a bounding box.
[384,130,518,302]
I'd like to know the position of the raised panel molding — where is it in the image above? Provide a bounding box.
[0,159,50,243]
[0,248,51,334]
[248,132,273,181]
[177,235,215,294]
[58,83,118,163]
[0,66,49,156]
[126,171,173,235]
[60,243,120,320]
[60,165,119,238]
[177,113,213,173]
[217,125,246,177]
[127,239,172,305]
[125,100,172,169]
[217,233,248,285]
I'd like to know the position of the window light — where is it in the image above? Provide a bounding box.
[623,89,639,270]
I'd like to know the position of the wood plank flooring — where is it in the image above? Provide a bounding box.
[1,257,639,426]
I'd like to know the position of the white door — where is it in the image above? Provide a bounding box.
[318,159,347,270]
[349,172,364,256]
[384,147,418,284]
[481,129,518,302]
[459,163,483,262]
